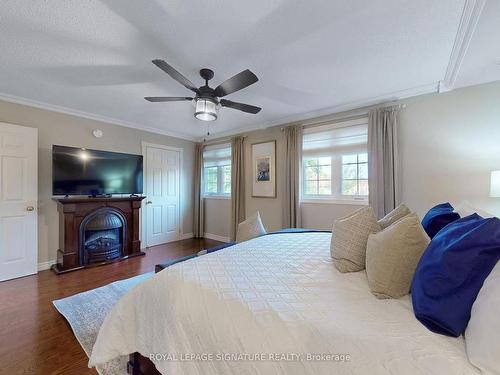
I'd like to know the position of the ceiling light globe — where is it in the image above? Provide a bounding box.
[194,99,217,121]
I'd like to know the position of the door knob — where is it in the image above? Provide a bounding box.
[146,201,152,204]
[26,206,35,211]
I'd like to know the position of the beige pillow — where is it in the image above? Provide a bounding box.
[378,204,411,229]
[331,206,381,273]
[366,213,430,299]
[236,211,267,243]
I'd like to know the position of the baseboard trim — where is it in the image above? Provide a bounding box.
[38,259,56,271]
[203,233,231,243]
[180,232,194,240]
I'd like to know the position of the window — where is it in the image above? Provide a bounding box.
[303,156,332,195]
[302,117,369,202]
[341,153,368,196]
[203,144,231,197]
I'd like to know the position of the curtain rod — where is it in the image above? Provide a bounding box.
[281,113,368,131]
[202,135,247,146]
[379,102,407,110]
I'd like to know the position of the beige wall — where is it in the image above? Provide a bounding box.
[301,203,362,230]
[399,81,500,217]
[204,80,500,237]
[0,99,195,265]
[203,198,231,240]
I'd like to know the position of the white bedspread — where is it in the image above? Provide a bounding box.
[89,233,479,375]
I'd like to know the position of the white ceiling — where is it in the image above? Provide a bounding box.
[0,0,497,140]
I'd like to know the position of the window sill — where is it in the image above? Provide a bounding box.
[203,195,231,200]
[301,198,368,206]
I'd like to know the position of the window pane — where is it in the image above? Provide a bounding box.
[222,165,231,194]
[358,153,368,163]
[342,154,357,164]
[318,156,331,165]
[342,164,358,180]
[358,163,368,179]
[318,180,331,195]
[319,165,331,180]
[204,167,218,193]
[304,166,319,180]
[342,180,357,195]
[359,180,369,196]
[304,180,318,195]
[304,158,319,167]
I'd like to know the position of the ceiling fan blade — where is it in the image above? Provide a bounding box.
[152,59,200,94]
[214,69,258,97]
[144,96,193,102]
[220,99,261,114]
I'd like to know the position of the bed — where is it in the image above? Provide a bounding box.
[89,232,479,374]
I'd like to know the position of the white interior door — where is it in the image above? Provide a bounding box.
[0,122,38,282]
[145,145,181,247]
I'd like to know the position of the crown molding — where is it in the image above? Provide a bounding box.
[0,80,438,144]
[440,0,486,92]
[0,92,196,141]
[201,82,439,141]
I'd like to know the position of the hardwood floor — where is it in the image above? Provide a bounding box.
[0,238,222,375]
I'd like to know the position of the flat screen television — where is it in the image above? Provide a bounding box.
[52,145,143,196]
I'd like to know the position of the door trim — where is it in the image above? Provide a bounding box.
[141,142,184,248]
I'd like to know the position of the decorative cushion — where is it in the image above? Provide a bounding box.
[366,213,429,299]
[331,206,381,273]
[378,204,411,229]
[236,211,267,243]
[421,202,460,238]
[411,214,500,337]
[465,261,500,375]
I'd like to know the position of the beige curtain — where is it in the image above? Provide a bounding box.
[230,136,246,241]
[368,107,400,219]
[282,125,303,228]
[193,143,204,237]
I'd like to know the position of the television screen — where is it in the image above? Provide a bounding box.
[52,145,143,196]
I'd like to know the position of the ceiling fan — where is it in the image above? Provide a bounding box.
[145,59,262,121]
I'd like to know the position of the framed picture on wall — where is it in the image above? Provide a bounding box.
[251,140,276,198]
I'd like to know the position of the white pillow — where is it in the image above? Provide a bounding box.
[455,201,495,218]
[465,261,500,375]
[236,211,267,243]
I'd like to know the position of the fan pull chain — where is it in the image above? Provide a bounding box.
[203,124,211,142]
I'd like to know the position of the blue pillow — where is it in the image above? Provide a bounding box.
[411,214,500,337]
[421,202,460,238]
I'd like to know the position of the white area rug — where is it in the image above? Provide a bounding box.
[53,272,154,375]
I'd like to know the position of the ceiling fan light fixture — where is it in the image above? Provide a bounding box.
[194,98,217,121]
[146,60,261,121]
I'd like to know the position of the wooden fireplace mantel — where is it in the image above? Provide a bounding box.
[51,196,146,274]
